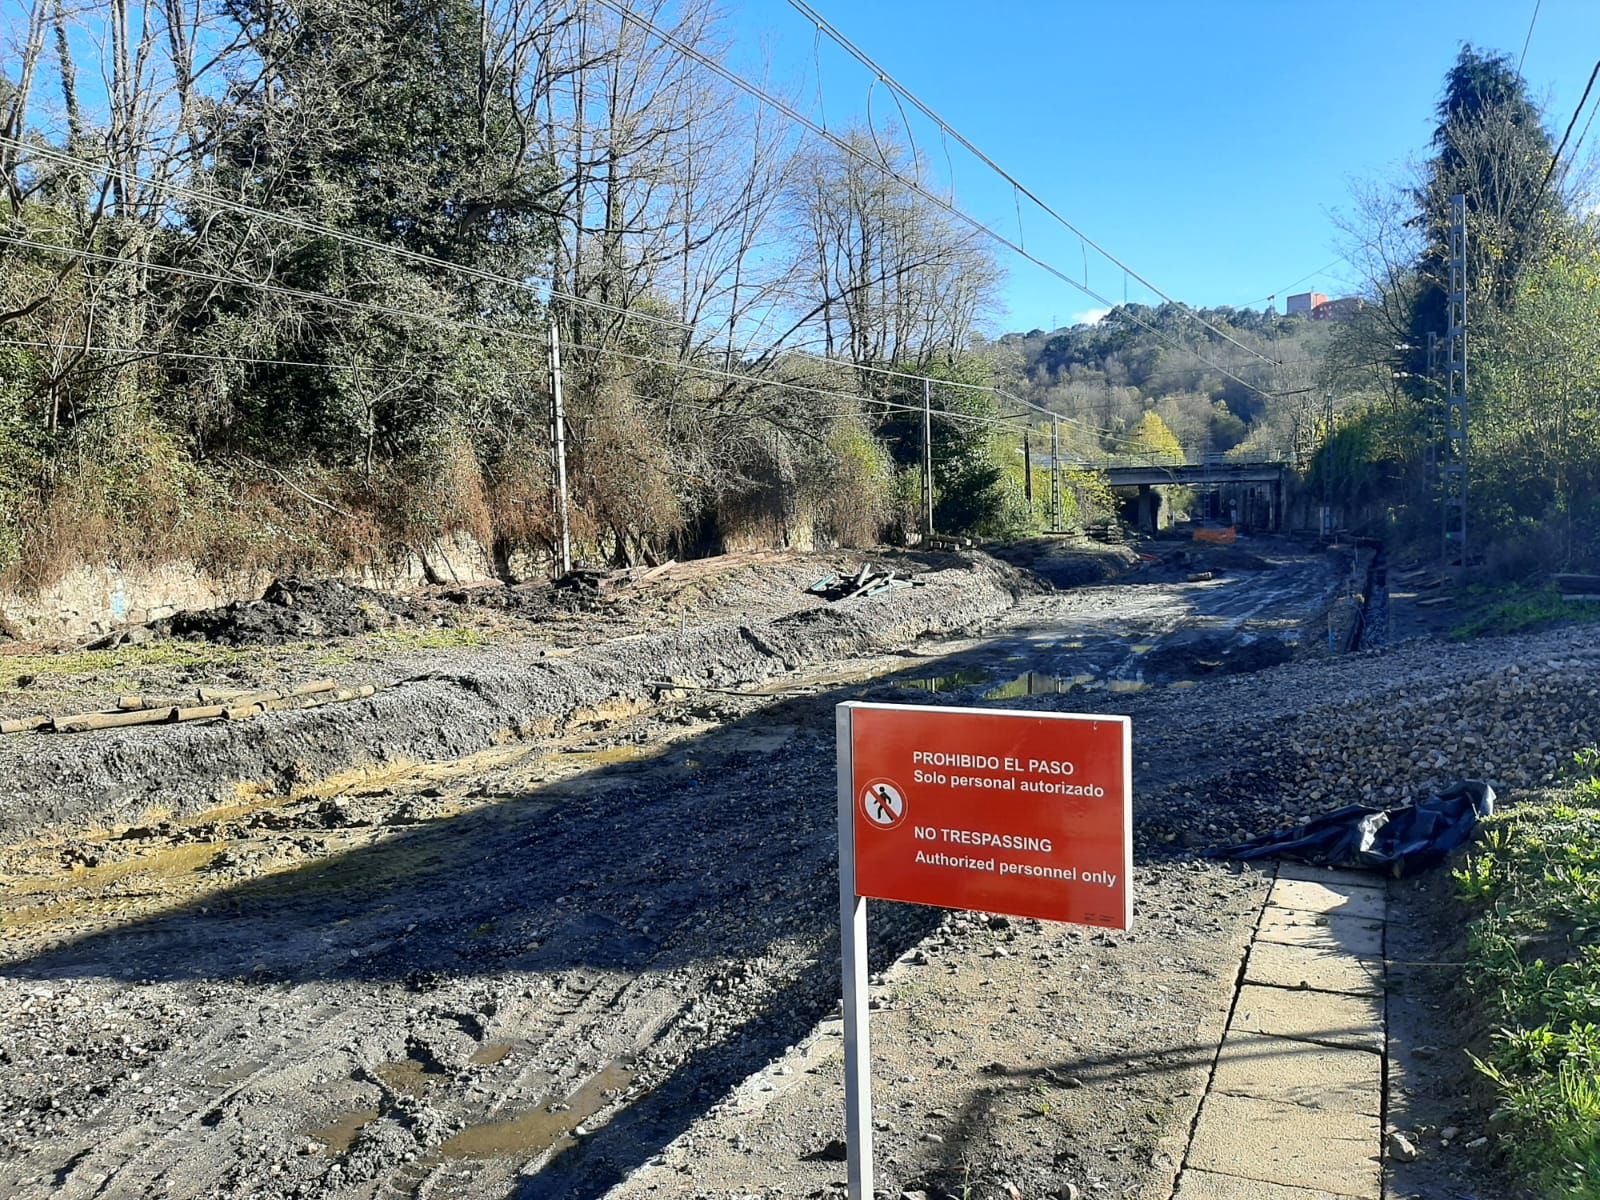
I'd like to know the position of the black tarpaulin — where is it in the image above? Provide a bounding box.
[1209,780,1496,876]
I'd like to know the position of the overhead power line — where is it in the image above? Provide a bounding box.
[1532,58,1600,214]
[1,143,1260,446]
[0,236,1022,433]
[1235,259,1351,309]
[785,0,1282,373]
[0,336,870,433]
[1518,0,1542,75]
[3,154,1197,445]
[1,136,1062,418]
[587,0,1286,404]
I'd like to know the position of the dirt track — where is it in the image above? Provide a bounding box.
[4,539,1595,1200]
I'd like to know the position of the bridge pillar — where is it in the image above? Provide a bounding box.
[1137,484,1157,534]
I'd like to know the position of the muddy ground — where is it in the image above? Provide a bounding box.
[0,535,1589,1200]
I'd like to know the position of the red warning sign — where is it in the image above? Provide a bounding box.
[843,703,1131,929]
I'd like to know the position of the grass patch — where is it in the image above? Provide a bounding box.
[0,640,272,684]
[1456,747,1600,1196]
[368,627,491,652]
[1449,584,1600,641]
[4,627,493,686]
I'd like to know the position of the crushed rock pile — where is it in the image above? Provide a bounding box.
[1147,654,1600,852]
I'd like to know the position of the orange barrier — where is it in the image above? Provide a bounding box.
[1193,526,1237,545]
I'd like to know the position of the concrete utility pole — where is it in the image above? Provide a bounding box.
[548,322,573,577]
[1050,417,1062,532]
[921,378,935,539]
[1442,193,1469,572]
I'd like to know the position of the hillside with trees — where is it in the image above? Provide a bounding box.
[989,303,1333,464]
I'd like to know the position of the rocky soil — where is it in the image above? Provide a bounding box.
[0,538,1591,1200]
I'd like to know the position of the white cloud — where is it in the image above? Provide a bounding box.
[1066,307,1111,327]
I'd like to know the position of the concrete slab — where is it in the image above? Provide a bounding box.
[1211,1031,1381,1115]
[1256,909,1384,957]
[1231,983,1383,1053]
[1245,940,1384,997]
[1273,863,1387,892]
[1175,1167,1357,1199]
[1268,879,1386,922]
[1187,1092,1380,1197]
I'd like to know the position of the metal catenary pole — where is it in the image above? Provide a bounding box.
[1050,417,1062,531]
[1442,194,1469,572]
[922,378,935,538]
[1321,390,1334,538]
[548,323,573,577]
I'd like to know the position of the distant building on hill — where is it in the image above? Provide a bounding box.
[1311,296,1364,321]
[1285,291,1328,317]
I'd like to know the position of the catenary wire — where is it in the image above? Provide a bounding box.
[1518,0,1542,75]
[3,225,1146,444]
[586,0,1288,403]
[2,136,1078,415]
[786,0,1284,371]
[1532,58,1600,214]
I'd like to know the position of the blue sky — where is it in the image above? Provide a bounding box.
[730,0,1600,333]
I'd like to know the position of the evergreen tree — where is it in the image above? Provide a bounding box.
[181,0,557,465]
[1404,45,1559,378]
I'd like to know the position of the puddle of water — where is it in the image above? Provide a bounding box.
[439,1060,635,1162]
[559,744,660,767]
[309,1107,379,1153]
[469,1042,514,1066]
[372,1058,446,1099]
[898,668,993,694]
[982,672,1075,700]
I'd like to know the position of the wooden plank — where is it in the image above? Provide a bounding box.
[53,707,179,734]
[173,704,230,723]
[1,715,49,734]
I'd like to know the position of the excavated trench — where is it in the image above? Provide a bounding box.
[0,552,1033,842]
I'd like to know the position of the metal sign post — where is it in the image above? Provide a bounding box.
[836,705,874,1200]
[835,702,1133,1198]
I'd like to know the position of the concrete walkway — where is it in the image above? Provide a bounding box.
[1172,864,1387,1199]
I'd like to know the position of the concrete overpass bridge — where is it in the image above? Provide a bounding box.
[1055,455,1295,533]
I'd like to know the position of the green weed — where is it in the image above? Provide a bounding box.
[1460,749,1600,1195]
[1450,585,1600,641]
[2,641,269,684]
